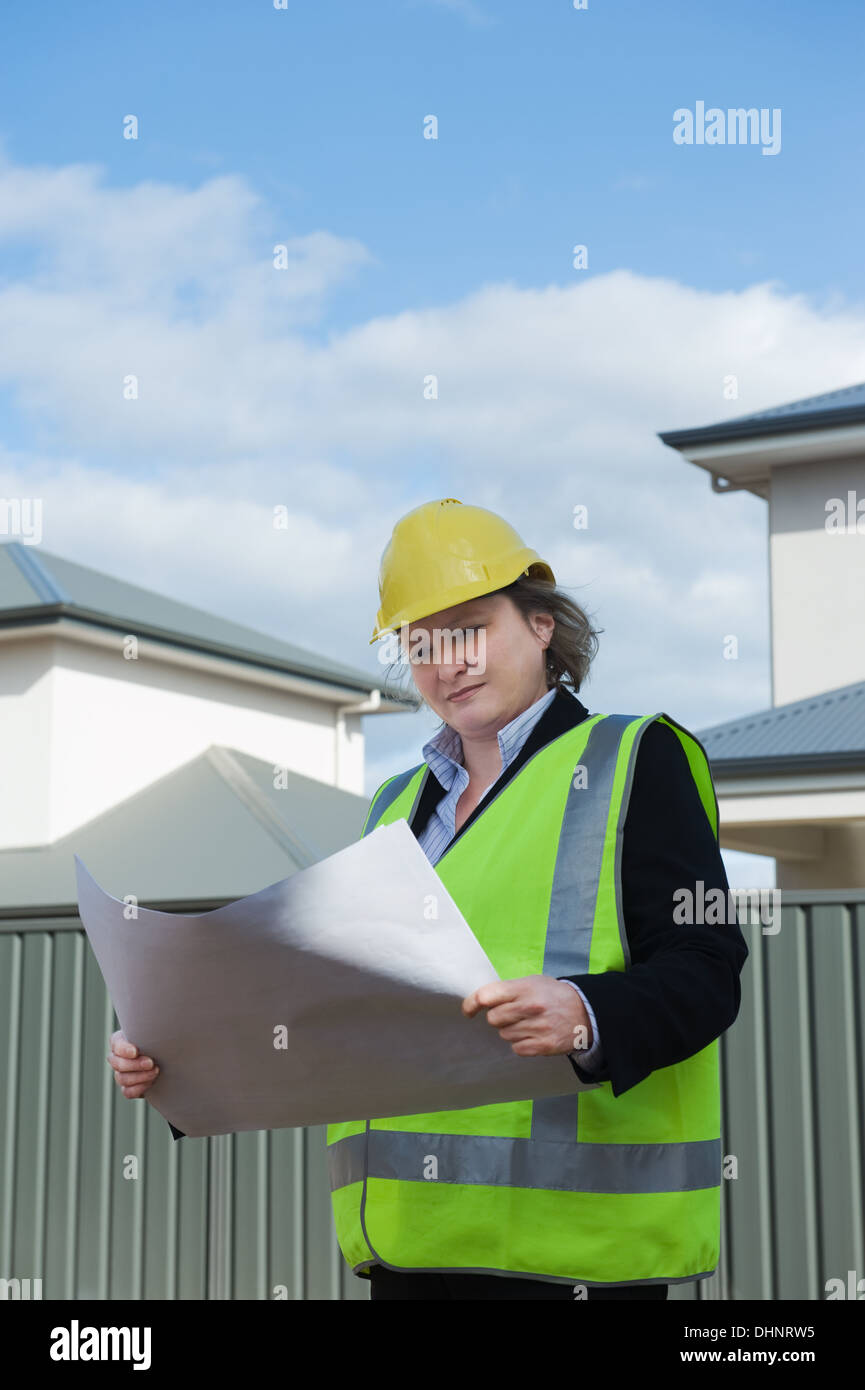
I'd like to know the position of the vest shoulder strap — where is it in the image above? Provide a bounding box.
[361,763,426,836]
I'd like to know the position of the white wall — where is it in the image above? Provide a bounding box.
[769,454,865,704]
[0,639,53,848]
[0,633,364,849]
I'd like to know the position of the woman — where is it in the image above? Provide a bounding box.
[109,497,748,1302]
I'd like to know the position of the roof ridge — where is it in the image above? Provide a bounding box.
[3,540,73,603]
[204,746,322,867]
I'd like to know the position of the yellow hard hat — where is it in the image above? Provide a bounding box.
[370,497,555,643]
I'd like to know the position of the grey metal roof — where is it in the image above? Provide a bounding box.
[696,679,865,776]
[0,746,369,916]
[658,381,865,450]
[0,540,392,697]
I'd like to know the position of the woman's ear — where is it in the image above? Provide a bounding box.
[531,611,555,646]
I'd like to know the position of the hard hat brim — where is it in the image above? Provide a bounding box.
[369,554,555,644]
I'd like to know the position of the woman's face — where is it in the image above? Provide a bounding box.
[401,593,554,739]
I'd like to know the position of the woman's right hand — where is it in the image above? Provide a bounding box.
[108,1029,160,1098]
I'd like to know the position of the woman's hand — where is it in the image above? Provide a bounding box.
[108,1029,160,1098]
[462,975,593,1056]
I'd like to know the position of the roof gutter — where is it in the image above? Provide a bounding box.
[658,401,865,449]
[334,686,422,788]
[0,614,418,711]
[708,750,865,777]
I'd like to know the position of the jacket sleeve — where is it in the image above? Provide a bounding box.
[559,980,605,1069]
[562,718,749,1097]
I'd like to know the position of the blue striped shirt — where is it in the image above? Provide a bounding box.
[416,686,603,1070]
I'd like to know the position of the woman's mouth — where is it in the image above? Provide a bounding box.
[448,683,485,702]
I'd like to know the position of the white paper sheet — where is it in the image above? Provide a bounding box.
[74,818,594,1137]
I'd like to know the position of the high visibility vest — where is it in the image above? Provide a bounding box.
[326,711,723,1288]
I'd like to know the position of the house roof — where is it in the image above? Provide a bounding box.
[0,746,370,916]
[0,540,407,701]
[658,381,865,450]
[695,679,865,776]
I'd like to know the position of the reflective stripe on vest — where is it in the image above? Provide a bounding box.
[327,710,722,1286]
[329,1128,721,1194]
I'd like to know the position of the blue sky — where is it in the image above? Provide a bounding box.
[4,0,863,322]
[2,0,864,883]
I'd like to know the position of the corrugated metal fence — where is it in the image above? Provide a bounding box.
[1,894,863,1300]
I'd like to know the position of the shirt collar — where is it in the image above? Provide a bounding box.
[421,685,558,781]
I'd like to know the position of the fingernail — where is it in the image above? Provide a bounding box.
[142,1058,152,1068]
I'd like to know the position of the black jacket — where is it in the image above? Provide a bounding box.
[169,686,748,1136]
[406,685,749,1098]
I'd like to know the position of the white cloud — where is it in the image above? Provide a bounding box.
[0,149,863,787]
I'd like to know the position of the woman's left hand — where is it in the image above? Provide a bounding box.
[462,974,592,1056]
